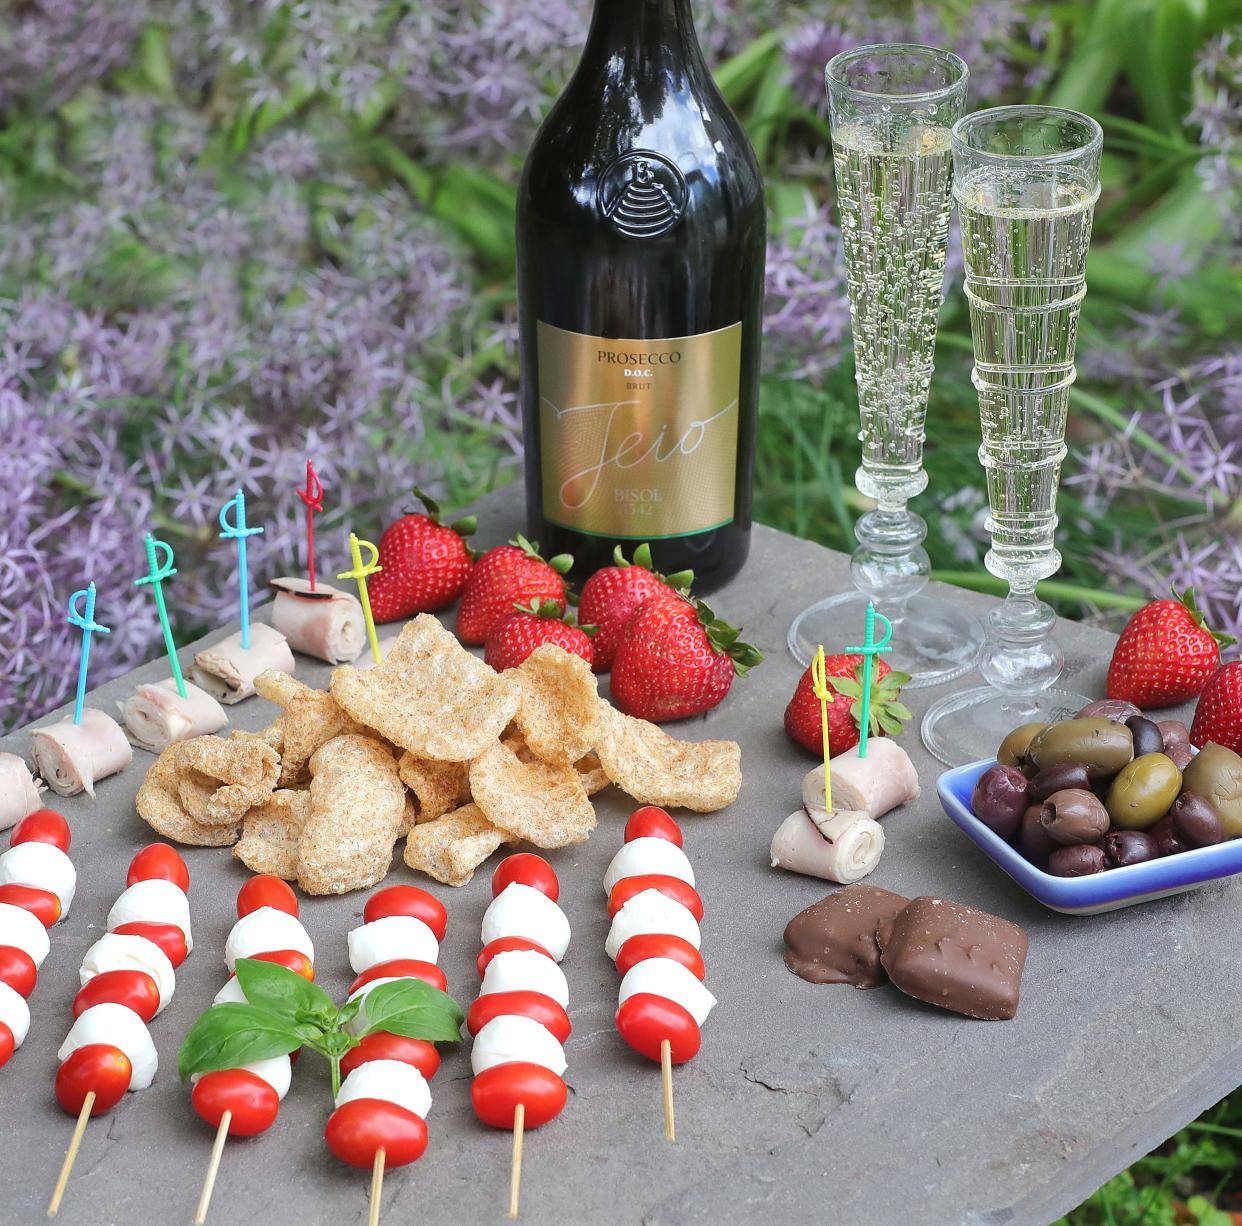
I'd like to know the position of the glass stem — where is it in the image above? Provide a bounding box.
[849,504,931,624]
[979,584,1064,699]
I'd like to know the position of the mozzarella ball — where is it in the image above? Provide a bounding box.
[336,1058,432,1119]
[342,976,403,1037]
[479,950,568,1008]
[618,957,716,1026]
[80,933,176,1013]
[347,915,438,975]
[481,883,570,962]
[603,837,695,896]
[0,843,76,916]
[0,901,51,968]
[212,977,248,1007]
[107,879,193,951]
[471,1015,567,1077]
[0,980,31,1049]
[604,889,700,961]
[225,907,313,971]
[192,1054,292,1102]
[59,1003,158,1091]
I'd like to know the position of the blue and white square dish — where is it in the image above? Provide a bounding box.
[937,758,1242,915]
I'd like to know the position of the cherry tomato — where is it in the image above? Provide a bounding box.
[0,1021,13,1067]
[55,1044,132,1115]
[10,808,71,853]
[340,1032,440,1080]
[348,958,446,996]
[325,1099,427,1170]
[608,874,703,922]
[247,948,314,981]
[127,844,189,893]
[615,993,700,1065]
[624,806,682,846]
[615,933,705,981]
[466,991,571,1043]
[471,1062,566,1130]
[0,945,37,998]
[237,874,298,919]
[111,921,188,968]
[363,885,447,941]
[0,883,60,928]
[490,854,559,902]
[476,936,553,979]
[191,1069,280,1137]
[73,969,161,1023]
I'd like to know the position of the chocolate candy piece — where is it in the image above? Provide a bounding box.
[970,764,1029,840]
[876,897,1028,1021]
[1018,804,1057,866]
[1039,788,1109,845]
[1047,844,1108,876]
[1171,792,1223,848]
[783,884,909,988]
[1125,715,1164,758]
[1103,829,1158,867]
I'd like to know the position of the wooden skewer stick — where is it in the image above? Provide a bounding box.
[661,1039,676,1143]
[368,1147,385,1226]
[193,1110,232,1225]
[508,1102,526,1220]
[48,1091,95,1217]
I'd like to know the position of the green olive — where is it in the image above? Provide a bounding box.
[1106,753,1182,830]
[1182,743,1242,838]
[1028,718,1134,779]
[997,722,1047,770]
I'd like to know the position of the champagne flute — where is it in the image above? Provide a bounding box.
[921,105,1103,766]
[787,43,985,686]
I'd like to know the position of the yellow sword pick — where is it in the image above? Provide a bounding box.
[338,533,383,666]
[810,644,832,812]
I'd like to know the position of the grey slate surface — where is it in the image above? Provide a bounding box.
[1,480,1237,1226]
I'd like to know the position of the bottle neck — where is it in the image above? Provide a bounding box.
[583,0,705,66]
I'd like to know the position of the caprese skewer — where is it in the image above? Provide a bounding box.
[604,808,715,1143]
[470,854,571,1219]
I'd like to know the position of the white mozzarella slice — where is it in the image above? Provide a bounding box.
[0,901,51,968]
[0,980,31,1048]
[347,915,438,975]
[605,889,700,961]
[58,1002,158,1091]
[191,1054,292,1101]
[342,976,403,1037]
[471,1015,567,1077]
[481,883,570,962]
[335,1059,432,1119]
[213,977,248,1007]
[479,949,569,1008]
[225,907,313,971]
[618,957,716,1026]
[107,879,193,951]
[80,933,176,1013]
[603,837,695,896]
[0,843,77,916]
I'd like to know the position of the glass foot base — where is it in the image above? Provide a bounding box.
[787,591,985,689]
[920,685,1092,767]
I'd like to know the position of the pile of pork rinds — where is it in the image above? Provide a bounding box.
[135,615,742,894]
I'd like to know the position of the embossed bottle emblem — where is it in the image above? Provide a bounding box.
[598,151,688,239]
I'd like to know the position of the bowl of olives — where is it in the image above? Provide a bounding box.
[936,707,1242,914]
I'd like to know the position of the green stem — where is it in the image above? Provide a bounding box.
[1186,1122,1242,1140]
[330,1055,341,1099]
[930,571,1148,612]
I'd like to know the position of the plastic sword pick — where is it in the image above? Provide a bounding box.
[297,460,324,592]
[66,583,110,726]
[338,533,384,665]
[810,644,832,811]
[219,488,264,650]
[135,533,187,698]
[844,602,893,759]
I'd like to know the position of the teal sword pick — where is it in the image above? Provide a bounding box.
[66,582,110,726]
[135,533,187,698]
[218,488,264,650]
[845,601,894,758]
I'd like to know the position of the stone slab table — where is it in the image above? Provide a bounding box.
[1,481,1236,1226]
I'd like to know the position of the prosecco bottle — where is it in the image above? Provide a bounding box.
[516,0,766,591]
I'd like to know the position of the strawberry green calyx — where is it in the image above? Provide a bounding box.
[511,532,573,576]
[693,599,763,676]
[511,598,598,635]
[828,664,913,737]
[1175,586,1237,649]
[405,489,477,538]
[612,542,694,596]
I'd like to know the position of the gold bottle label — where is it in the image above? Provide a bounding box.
[536,320,741,539]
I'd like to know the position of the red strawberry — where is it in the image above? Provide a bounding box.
[1190,661,1242,753]
[1107,587,1235,708]
[783,654,912,757]
[367,491,476,623]
[484,600,596,671]
[578,543,693,674]
[610,596,761,722]
[457,534,573,645]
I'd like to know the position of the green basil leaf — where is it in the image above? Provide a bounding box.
[178,1003,303,1081]
[234,958,336,1023]
[336,996,363,1025]
[359,979,465,1044]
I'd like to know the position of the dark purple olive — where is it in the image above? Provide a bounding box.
[1018,804,1057,866]
[1103,830,1159,867]
[1030,762,1094,803]
[1039,789,1110,845]
[1077,699,1142,723]
[1047,844,1108,877]
[1148,816,1185,857]
[1125,716,1164,758]
[1171,792,1223,847]
[1166,743,1194,770]
[1157,720,1191,752]
[971,764,1030,840]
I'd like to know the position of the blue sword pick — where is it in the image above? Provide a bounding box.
[66,583,110,726]
[218,488,264,650]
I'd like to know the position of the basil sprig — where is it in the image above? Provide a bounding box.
[178,958,464,1096]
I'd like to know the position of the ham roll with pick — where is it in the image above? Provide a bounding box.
[192,623,296,705]
[270,578,367,665]
[0,753,42,831]
[31,708,132,798]
[118,678,227,753]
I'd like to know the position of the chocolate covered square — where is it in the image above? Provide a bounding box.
[783,883,910,988]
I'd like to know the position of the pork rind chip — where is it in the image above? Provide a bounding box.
[174,733,279,825]
[403,803,508,887]
[575,750,610,797]
[398,754,470,824]
[255,670,360,786]
[233,790,311,879]
[330,616,520,761]
[135,746,240,847]
[398,793,418,839]
[596,702,742,812]
[512,644,601,767]
[470,740,596,848]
